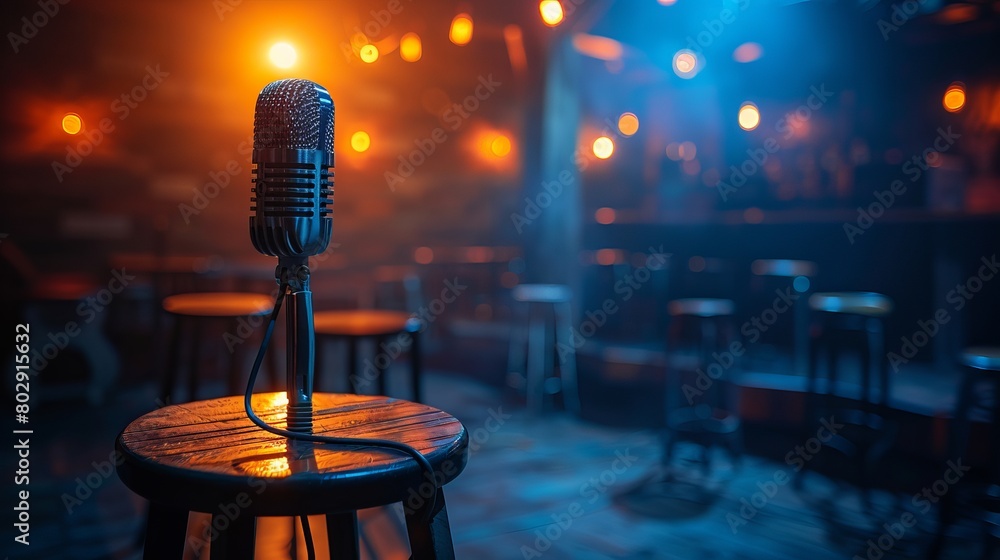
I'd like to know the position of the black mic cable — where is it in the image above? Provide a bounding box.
[241,281,439,543]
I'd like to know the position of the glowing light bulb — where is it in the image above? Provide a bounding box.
[943,83,966,112]
[269,42,297,68]
[61,113,82,135]
[450,14,473,45]
[400,32,422,62]
[592,136,614,159]
[738,103,760,131]
[617,112,639,136]
[673,49,698,79]
[359,44,379,63]
[539,1,564,26]
[351,131,371,152]
[491,135,511,157]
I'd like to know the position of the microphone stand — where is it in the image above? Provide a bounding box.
[278,257,314,434]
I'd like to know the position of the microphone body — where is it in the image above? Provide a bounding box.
[249,79,334,433]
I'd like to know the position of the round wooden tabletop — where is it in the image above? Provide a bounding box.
[162,292,274,317]
[313,309,420,337]
[116,392,468,516]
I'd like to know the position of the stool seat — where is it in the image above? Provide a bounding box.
[667,298,735,318]
[512,283,571,303]
[961,347,1000,371]
[314,309,420,337]
[809,292,893,317]
[751,259,817,278]
[116,392,468,516]
[162,292,273,317]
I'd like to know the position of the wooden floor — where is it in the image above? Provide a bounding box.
[2,370,988,560]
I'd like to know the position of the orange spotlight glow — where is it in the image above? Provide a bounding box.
[595,207,616,224]
[450,14,474,46]
[490,135,512,157]
[617,112,639,136]
[400,32,422,62]
[503,25,527,74]
[943,83,966,112]
[269,42,296,68]
[351,131,371,153]
[539,1,564,26]
[658,0,677,4]
[673,49,698,79]
[592,136,614,159]
[596,249,620,266]
[572,34,623,61]
[738,103,760,131]
[61,113,82,135]
[359,44,379,63]
[414,247,434,264]
[733,42,763,63]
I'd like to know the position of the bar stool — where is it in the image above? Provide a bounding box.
[932,347,1000,560]
[116,392,468,559]
[801,291,895,507]
[313,310,423,402]
[663,297,742,470]
[161,292,275,404]
[506,283,579,414]
[749,259,817,374]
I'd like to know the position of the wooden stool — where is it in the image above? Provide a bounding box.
[506,284,579,414]
[161,292,275,404]
[750,259,817,374]
[664,298,742,469]
[313,310,423,402]
[802,291,895,507]
[116,392,467,559]
[932,347,1000,560]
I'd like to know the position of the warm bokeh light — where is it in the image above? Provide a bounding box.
[617,112,639,136]
[61,113,82,135]
[490,135,511,157]
[657,0,677,4]
[679,141,696,161]
[351,131,371,153]
[450,14,474,46]
[738,103,761,131]
[592,136,614,159]
[539,1,564,26]
[744,207,765,224]
[596,249,621,266]
[665,142,680,161]
[673,49,698,79]
[572,34,623,61]
[595,207,616,224]
[943,83,966,112]
[269,42,297,68]
[359,44,379,63]
[414,246,434,264]
[400,32,422,62]
[733,42,763,63]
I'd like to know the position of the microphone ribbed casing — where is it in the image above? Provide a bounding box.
[250,79,334,258]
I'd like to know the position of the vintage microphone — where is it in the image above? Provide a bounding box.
[249,78,334,432]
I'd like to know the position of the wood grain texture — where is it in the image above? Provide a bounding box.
[116,393,468,516]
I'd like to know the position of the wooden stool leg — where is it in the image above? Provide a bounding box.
[211,513,256,559]
[142,503,188,560]
[410,330,423,404]
[326,511,360,559]
[161,316,182,405]
[405,488,455,560]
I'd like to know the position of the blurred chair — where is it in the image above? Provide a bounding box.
[932,347,1000,560]
[160,292,276,404]
[313,310,424,402]
[507,283,579,414]
[748,259,817,374]
[800,291,895,508]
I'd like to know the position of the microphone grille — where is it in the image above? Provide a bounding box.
[253,79,334,151]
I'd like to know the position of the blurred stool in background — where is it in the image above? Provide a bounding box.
[748,259,817,375]
[313,310,424,402]
[800,291,895,510]
[932,347,1000,560]
[507,283,579,414]
[161,292,276,404]
[373,265,424,313]
[663,297,742,472]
